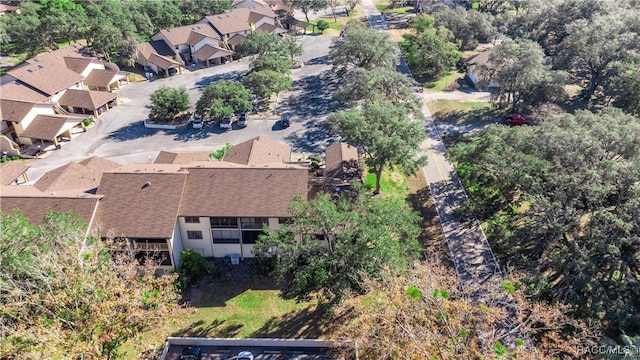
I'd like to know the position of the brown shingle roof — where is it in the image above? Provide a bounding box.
[179,163,308,217]
[27,44,97,65]
[94,165,188,239]
[0,185,102,226]
[466,49,494,66]
[158,24,221,47]
[0,77,49,102]
[187,28,222,46]
[0,99,37,123]
[325,142,359,179]
[226,34,247,47]
[57,89,118,110]
[223,136,291,165]
[148,53,183,70]
[34,156,120,192]
[63,57,94,74]
[204,8,253,35]
[83,69,127,88]
[154,150,212,164]
[8,60,84,96]
[0,161,30,185]
[137,41,176,60]
[257,22,282,34]
[192,45,233,61]
[19,114,78,140]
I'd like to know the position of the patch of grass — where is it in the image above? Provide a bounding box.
[122,279,324,358]
[429,100,492,120]
[424,70,466,91]
[375,2,391,11]
[306,8,363,36]
[384,6,413,14]
[364,168,410,196]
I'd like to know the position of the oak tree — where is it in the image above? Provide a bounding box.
[196,80,253,118]
[329,28,398,74]
[148,86,190,121]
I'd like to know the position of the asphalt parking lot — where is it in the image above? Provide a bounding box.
[25,34,340,181]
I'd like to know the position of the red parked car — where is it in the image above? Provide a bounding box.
[501,114,534,126]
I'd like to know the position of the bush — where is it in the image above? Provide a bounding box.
[210,143,233,160]
[82,118,92,127]
[317,20,330,33]
[175,249,214,291]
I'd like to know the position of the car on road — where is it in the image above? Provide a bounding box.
[179,346,201,360]
[237,351,254,360]
[501,114,533,126]
[237,112,248,128]
[220,114,235,130]
[191,113,203,129]
[279,114,290,128]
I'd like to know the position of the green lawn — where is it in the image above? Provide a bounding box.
[364,168,411,197]
[121,278,333,358]
[423,70,466,91]
[375,3,413,14]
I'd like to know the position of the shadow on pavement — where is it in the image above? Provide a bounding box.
[278,70,342,121]
[106,120,160,142]
[192,70,248,90]
[171,122,230,142]
[305,55,330,65]
[284,123,331,154]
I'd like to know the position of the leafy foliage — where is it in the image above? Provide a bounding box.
[210,142,233,160]
[480,38,567,110]
[333,264,598,359]
[432,6,496,50]
[401,15,460,78]
[252,189,421,306]
[176,249,214,290]
[147,86,190,121]
[235,31,284,57]
[329,28,398,74]
[328,101,427,194]
[0,211,179,358]
[334,67,421,115]
[196,80,253,118]
[243,69,292,99]
[316,19,330,33]
[283,0,328,23]
[448,107,640,333]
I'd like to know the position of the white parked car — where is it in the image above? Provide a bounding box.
[237,351,254,360]
[191,113,203,129]
[220,114,235,130]
[237,112,248,128]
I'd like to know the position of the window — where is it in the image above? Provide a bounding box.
[242,230,266,244]
[187,231,203,240]
[240,217,269,229]
[212,229,240,243]
[185,216,200,223]
[210,217,238,227]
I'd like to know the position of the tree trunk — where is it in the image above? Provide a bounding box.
[304,11,310,24]
[374,169,382,195]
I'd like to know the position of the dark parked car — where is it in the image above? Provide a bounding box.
[501,114,533,126]
[279,114,290,128]
[179,346,201,360]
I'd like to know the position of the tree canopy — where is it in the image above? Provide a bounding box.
[432,6,496,51]
[328,101,427,195]
[480,39,567,110]
[196,80,253,118]
[334,67,421,116]
[329,28,398,74]
[0,211,179,358]
[448,107,640,333]
[243,69,292,100]
[147,86,190,121]
[283,0,327,23]
[252,189,421,306]
[401,15,460,78]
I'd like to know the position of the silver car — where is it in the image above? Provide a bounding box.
[220,114,235,129]
[237,112,248,128]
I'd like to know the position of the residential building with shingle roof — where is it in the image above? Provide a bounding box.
[34,156,120,193]
[57,89,119,118]
[325,142,360,180]
[0,161,30,185]
[0,185,103,226]
[222,136,291,165]
[154,150,213,164]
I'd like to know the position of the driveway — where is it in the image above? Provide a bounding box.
[25,35,338,181]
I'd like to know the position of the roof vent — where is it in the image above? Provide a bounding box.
[37,65,44,69]
[142,181,151,189]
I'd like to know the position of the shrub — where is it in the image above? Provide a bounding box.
[175,249,214,291]
[82,118,92,127]
[317,20,330,33]
[210,143,233,160]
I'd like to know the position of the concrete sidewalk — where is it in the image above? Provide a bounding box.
[361,0,501,287]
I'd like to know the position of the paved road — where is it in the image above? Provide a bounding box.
[361,0,501,286]
[24,35,337,181]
